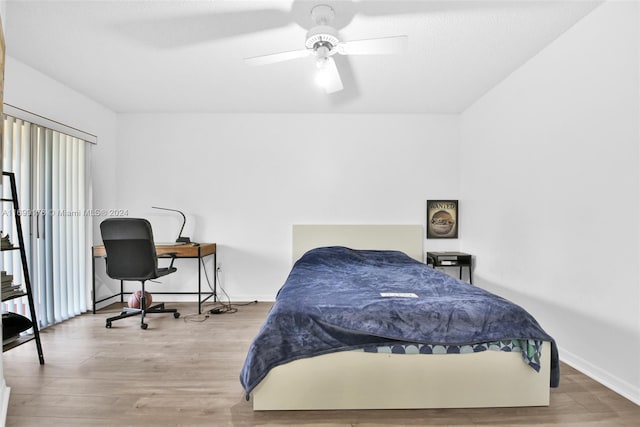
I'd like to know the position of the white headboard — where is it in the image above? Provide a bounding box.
[292,224,424,263]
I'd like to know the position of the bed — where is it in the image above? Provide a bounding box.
[241,224,558,410]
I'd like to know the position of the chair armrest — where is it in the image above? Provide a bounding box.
[160,252,178,269]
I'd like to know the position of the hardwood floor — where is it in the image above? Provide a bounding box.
[3,302,638,426]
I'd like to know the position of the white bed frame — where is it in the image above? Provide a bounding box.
[251,224,551,410]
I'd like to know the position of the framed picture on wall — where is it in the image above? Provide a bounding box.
[426,200,458,239]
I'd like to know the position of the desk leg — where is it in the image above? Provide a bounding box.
[196,251,219,315]
[213,252,217,304]
[198,254,202,314]
[92,255,96,314]
[469,266,473,285]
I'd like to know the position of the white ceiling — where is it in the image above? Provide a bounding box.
[5,0,601,114]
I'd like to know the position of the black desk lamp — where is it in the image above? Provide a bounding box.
[152,206,191,243]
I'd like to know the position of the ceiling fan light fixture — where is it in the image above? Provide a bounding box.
[314,57,331,89]
[314,56,343,94]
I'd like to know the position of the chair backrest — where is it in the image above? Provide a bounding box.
[100,218,158,281]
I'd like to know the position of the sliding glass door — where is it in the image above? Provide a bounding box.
[2,114,92,328]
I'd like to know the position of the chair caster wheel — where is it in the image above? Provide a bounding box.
[141,323,148,330]
[174,312,180,319]
[105,322,112,328]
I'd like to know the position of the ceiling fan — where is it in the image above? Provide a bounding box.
[244,4,408,94]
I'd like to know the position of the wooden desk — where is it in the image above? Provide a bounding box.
[92,243,217,314]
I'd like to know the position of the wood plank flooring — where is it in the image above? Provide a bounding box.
[3,302,638,426]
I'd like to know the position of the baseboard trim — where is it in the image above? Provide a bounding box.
[560,347,639,406]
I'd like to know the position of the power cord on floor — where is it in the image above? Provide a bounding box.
[182,300,259,323]
[180,259,258,322]
[207,300,259,315]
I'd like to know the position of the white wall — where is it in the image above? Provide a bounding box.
[112,113,459,303]
[3,57,117,142]
[459,1,639,403]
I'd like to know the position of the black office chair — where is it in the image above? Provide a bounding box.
[100,218,180,329]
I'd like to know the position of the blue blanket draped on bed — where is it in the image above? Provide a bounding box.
[240,247,559,396]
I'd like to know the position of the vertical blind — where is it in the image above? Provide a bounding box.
[2,114,92,328]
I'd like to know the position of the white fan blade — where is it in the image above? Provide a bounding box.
[244,49,310,66]
[338,35,408,55]
[316,57,343,94]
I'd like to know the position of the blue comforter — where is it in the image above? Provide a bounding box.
[240,247,559,396]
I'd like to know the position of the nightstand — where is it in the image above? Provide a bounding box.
[426,251,473,284]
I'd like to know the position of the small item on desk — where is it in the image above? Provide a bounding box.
[151,206,191,244]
